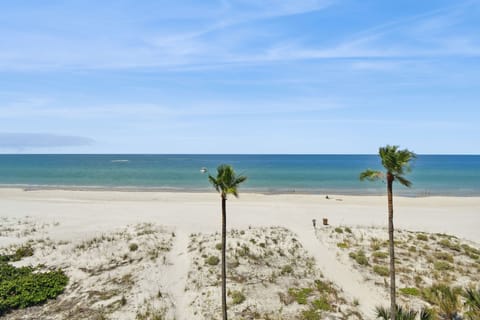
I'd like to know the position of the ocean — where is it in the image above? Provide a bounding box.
[0,154,479,196]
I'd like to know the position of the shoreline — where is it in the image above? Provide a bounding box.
[0,185,478,198]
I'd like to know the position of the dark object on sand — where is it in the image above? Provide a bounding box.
[312,219,316,228]
[323,218,328,225]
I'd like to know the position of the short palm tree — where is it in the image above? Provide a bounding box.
[376,305,433,320]
[361,145,416,320]
[208,164,247,320]
[431,285,463,320]
[464,287,480,320]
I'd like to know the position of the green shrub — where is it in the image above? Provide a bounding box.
[311,297,331,311]
[337,242,349,249]
[301,308,321,320]
[206,256,220,266]
[236,246,249,257]
[372,251,388,259]
[288,287,313,304]
[0,262,68,315]
[465,251,479,260]
[370,238,382,251]
[433,252,454,263]
[13,246,34,261]
[421,284,463,307]
[344,227,352,233]
[231,291,245,305]
[129,243,138,252]
[416,234,428,241]
[0,246,34,263]
[461,244,480,260]
[215,243,222,250]
[438,239,461,252]
[314,279,334,294]
[373,265,389,277]
[334,227,343,233]
[433,261,453,271]
[281,265,293,275]
[399,287,420,296]
[349,250,369,266]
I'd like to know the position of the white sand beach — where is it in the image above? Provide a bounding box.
[1,188,479,319]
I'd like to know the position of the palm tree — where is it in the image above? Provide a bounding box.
[376,306,433,320]
[361,145,416,320]
[431,285,463,320]
[464,287,480,320]
[208,164,247,320]
[463,288,480,320]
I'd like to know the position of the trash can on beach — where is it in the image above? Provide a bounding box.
[322,218,328,226]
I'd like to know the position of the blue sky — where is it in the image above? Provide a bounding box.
[0,0,479,154]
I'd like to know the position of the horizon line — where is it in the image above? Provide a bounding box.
[0,153,479,156]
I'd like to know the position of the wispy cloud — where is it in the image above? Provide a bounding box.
[1,0,478,71]
[0,133,94,149]
[147,0,480,68]
[0,0,335,71]
[0,97,342,120]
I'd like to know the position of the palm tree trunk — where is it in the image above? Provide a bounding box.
[221,195,228,320]
[387,173,396,320]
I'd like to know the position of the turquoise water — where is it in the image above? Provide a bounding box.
[0,155,479,196]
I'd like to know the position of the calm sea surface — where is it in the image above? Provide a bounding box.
[0,155,479,196]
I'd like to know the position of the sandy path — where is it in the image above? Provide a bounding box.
[292,226,387,319]
[162,229,190,320]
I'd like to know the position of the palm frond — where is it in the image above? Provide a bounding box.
[395,305,417,320]
[394,175,412,188]
[377,145,415,188]
[360,169,383,182]
[208,175,220,192]
[235,175,247,185]
[464,287,480,319]
[419,308,434,320]
[208,164,247,198]
[375,305,390,320]
[375,304,421,320]
[379,145,416,173]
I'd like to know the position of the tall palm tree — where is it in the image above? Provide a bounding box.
[360,145,416,320]
[208,164,247,320]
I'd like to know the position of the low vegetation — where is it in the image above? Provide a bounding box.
[318,226,480,318]
[0,222,176,319]
[186,227,362,319]
[0,262,68,316]
[0,245,34,262]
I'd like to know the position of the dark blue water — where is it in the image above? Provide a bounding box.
[0,155,478,196]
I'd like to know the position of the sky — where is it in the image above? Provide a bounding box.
[0,0,479,154]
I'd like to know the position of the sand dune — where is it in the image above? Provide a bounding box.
[0,188,479,319]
